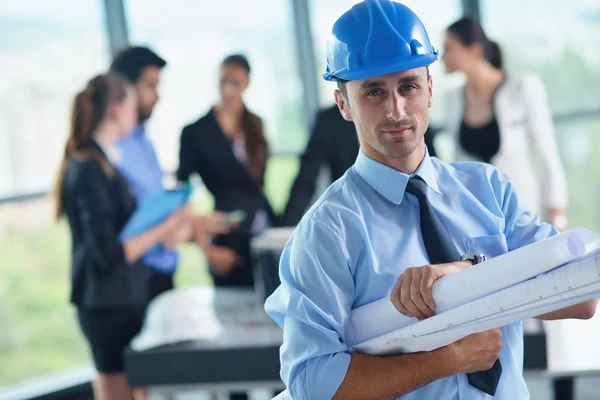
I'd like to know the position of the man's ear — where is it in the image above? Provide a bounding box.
[106,103,121,120]
[334,89,353,121]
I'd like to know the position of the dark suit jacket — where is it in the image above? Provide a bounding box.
[177,108,276,287]
[63,139,172,310]
[280,104,439,226]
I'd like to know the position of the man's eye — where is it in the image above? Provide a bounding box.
[401,84,418,91]
[366,89,383,97]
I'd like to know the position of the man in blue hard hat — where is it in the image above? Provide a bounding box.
[265,1,596,399]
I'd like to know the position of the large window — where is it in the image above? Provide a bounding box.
[125,0,307,174]
[0,0,110,385]
[308,0,463,126]
[481,0,600,115]
[555,116,600,233]
[0,195,215,388]
[0,0,109,198]
[482,0,600,232]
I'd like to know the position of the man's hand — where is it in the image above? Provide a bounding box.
[205,245,242,277]
[391,261,471,320]
[162,222,193,250]
[174,203,195,221]
[194,211,237,236]
[160,203,195,249]
[548,207,567,232]
[332,328,504,400]
[445,329,503,374]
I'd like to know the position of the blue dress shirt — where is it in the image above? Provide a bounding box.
[265,149,557,399]
[116,124,178,274]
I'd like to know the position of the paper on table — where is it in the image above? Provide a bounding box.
[353,249,600,355]
[346,228,598,347]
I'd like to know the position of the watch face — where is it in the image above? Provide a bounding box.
[462,253,486,264]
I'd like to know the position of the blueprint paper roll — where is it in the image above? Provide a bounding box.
[346,227,598,347]
[432,227,595,311]
[353,250,600,355]
[346,298,410,346]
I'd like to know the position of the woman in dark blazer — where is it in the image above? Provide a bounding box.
[177,54,275,291]
[55,73,188,400]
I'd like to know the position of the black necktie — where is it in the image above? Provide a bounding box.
[405,176,502,396]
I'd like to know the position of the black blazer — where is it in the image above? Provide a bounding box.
[177,109,276,287]
[280,105,439,226]
[63,140,171,309]
[177,108,276,233]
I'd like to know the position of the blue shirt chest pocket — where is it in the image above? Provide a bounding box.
[460,233,509,259]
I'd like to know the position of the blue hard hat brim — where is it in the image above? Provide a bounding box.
[323,53,438,82]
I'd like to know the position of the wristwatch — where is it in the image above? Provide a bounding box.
[461,253,487,265]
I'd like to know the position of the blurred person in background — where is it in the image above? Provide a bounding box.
[110,46,166,201]
[442,16,568,229]
[177,54,275,289]
[279,104,358,226]
[280,104,440,226]
[177,53,276,400]
[110,46,231,279]
[54,73,190,400]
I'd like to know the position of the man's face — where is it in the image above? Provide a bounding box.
[335,67,433,161]
[135,66,161,122]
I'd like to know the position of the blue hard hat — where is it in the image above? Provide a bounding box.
[323,0,438,81]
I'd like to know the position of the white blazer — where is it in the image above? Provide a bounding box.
[445,73,568,220]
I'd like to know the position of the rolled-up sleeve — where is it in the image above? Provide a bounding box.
[265,218,355,399]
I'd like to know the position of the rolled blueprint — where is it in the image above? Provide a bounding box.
[346,227,599,347]
[353,249,600,355]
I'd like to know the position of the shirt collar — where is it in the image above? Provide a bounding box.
[354,146,441,205]
[131,124,145,137]
[91,138,122,165]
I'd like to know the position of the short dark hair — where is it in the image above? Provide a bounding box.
[336,78,349,98]
[222,54,251,74]
[110,46,167,83]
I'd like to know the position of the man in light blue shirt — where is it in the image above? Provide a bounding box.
[110,46,167,202]
[264,1,596,399]
[116,124,164,201]
[111,46,180,274]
